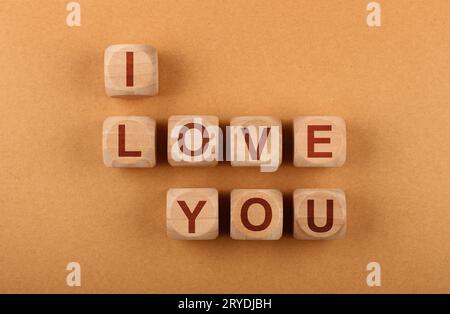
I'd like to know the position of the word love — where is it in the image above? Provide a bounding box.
[102,115,347,172]
[167,188,347,240]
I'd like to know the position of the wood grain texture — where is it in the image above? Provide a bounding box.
[230,116,282,171]
[167,115,219,167]
[103,116,156,168]
[1,0,450,294]
[293,189,346,240]
[293,116,346,167]
[166,188,219,240]
[230,189,283,240]
[104,44,158,97]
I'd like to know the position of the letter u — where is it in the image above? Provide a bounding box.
[307,199,334,232]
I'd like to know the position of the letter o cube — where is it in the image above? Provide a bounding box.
[230,189,283,240]
[167,115,220,167]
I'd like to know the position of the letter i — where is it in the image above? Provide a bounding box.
[126,52,134,87]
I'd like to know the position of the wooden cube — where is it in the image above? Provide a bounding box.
[166,188,219,240]
[103,116,156,168]
[167,115,220,167]
[230,189,283,240]
[230,116,282,172]
[293,116,346,167]
[293,189,347,240]
[104,44,158,97]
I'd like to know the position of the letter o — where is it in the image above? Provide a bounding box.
[178,122,209,157]
[240,198,272,231]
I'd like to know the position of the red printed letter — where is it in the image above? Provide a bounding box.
[118,124,141,157]
[178,123,210,157]
[241,127,271,160]
[126,51,134,87]
[177,200,207,233]
[307,199,334,232]
[240,198,272,231]
[307,125,332,158]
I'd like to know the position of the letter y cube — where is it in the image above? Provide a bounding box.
[166,188,219,240]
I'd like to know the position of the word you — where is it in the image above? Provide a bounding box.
[166,188,347,240]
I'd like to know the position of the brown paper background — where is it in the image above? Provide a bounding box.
[0,0,449,293]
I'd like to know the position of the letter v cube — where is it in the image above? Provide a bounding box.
[167,115,220,167]
[230,116,282,172]
[166,188,219,240]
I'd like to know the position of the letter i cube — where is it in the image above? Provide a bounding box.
[104,44,158,97]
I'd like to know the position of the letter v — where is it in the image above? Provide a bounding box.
[241,127,271,160]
